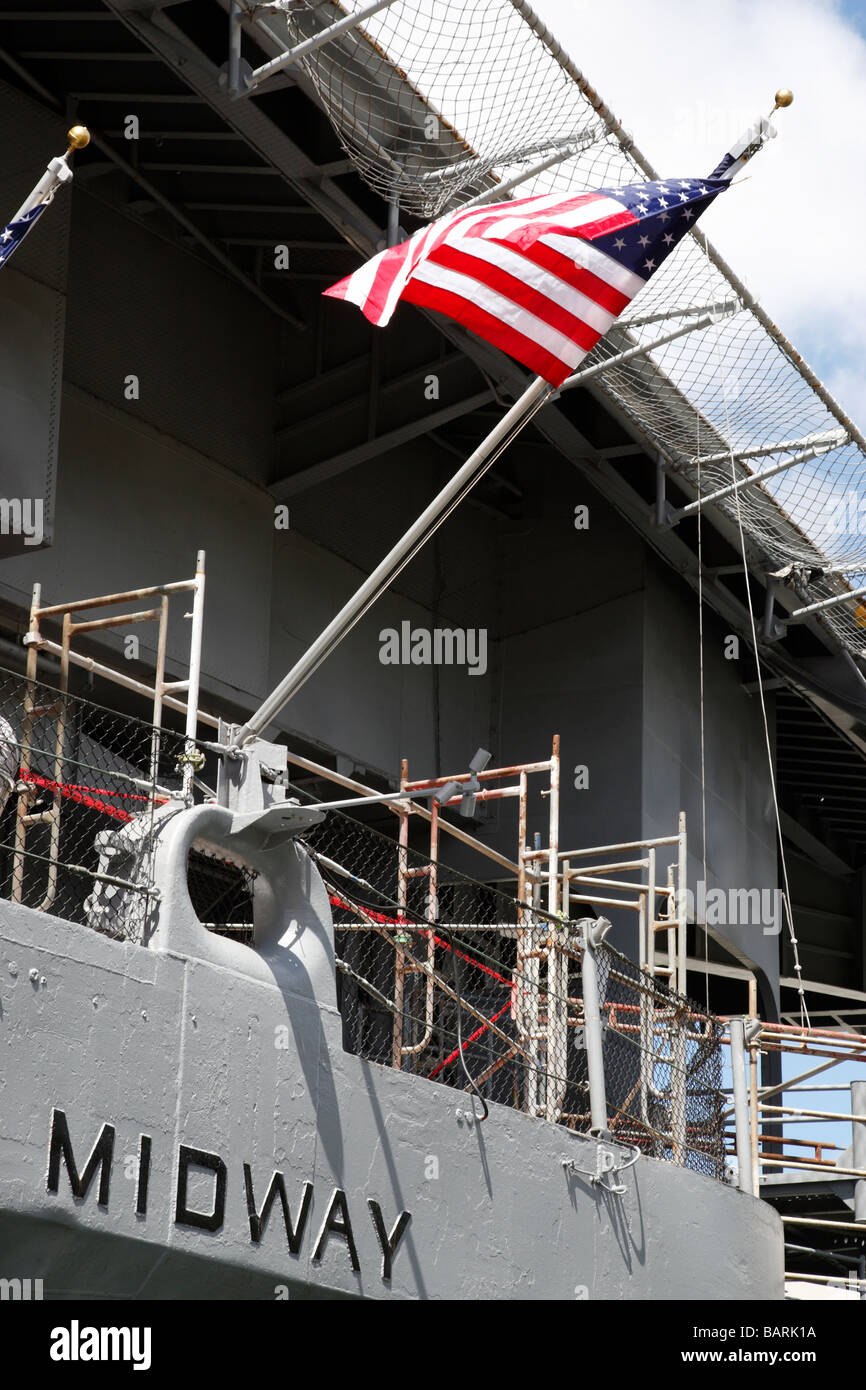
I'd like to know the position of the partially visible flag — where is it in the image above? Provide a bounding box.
[0,204,53,269]
[0,126,89,272]
[323,117,780,387]
[324,178,728,386]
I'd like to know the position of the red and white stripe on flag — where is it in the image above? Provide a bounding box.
[323,191,645,386]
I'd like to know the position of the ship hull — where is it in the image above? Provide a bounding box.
[0,902,784,1300]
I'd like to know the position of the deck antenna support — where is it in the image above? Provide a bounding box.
[228,0,402,99]
[232,374,553,748]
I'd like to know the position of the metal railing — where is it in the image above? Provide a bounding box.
[10,556,207,916]
[726,1016,866,1296]
[0,664,186,939]
[0,667,727,1177]
[297,796,725,1177]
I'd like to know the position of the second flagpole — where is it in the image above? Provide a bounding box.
[7,126,90,223]
[233,373,551,747]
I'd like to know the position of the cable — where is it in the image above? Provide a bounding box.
[696,417,710,1011]
[444,923,489,1122]
[327,878,492,1115]
[712,325,810,1028]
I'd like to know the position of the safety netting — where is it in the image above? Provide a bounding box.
[266,0,866,654]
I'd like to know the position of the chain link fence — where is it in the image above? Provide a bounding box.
[0,664,185,941]
[593,945,725,1179]
[295,789,726,1178]
[0,663,725,1176]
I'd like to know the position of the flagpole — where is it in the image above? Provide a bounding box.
[10,126,89,219]
[233,90,794,749]
[233,374,551,746]
[1,125,90,267]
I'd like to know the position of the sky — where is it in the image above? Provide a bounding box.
[532,0,866,426]
[532,0,866,1190]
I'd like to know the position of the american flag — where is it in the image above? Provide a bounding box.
[0,203,52,270]
[324,177,728,386]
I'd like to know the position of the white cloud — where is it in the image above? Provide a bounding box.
[531,0,866,428]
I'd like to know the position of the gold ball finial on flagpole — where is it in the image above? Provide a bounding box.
[66,125,91,152]
[771,89,794,113]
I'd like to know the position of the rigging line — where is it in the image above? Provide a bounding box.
[710,325,810,1029]
[445,923,490,1121]
[696,416,710,1012]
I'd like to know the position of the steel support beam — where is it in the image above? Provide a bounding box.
[778,811,853,877]
[103,1,383,252]
[238,0,401,96]
[277,351,469,436]
[558,311,724,393]
[674,435,848,520]
[685,428,847,473]
[0,42,306,331]
[271,388,496,499]
[0,11,117,18]
[789,585,866,622]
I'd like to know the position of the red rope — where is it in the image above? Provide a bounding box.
[432,933,512,987]
[18,770,167,823]
[428,998,513,1079]
[327,892,513,986]
[328,891,402,926]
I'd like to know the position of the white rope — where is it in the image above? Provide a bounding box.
[711,325,810,1029]
[696,420,710,1011]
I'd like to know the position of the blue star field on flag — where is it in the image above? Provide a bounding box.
[588,179,727,280]
[0,203,50,269]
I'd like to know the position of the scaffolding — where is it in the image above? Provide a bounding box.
[10,555,208,913]
[724,1014,866,1294]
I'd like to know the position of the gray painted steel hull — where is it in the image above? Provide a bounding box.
[0,900,784,1300]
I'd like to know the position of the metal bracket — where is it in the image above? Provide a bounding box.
[558,309,733,396]
[561,1135,638,1195]
[672,429,848,523]
[215,719,290,814]
[229,0,402,99]
[653,455,676,528]
[761,578,787,643]
[788,581,866,624]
